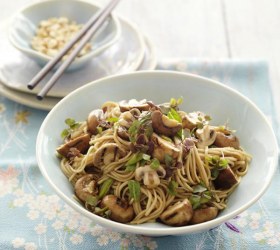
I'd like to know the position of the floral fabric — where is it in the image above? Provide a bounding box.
[0,60,279,250]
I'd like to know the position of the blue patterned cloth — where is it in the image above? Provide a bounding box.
[0,60,279,250]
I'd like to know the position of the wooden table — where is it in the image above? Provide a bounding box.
[2,0,279,120]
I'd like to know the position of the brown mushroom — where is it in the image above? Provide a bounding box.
[180,111,207,130]
[101,195,134,223]
[214,167,238,189]
[119,99,150,112]
[74,174,98,203]
[151,133,180,163]
[57,134,90,158]
[195,125,216,148]
[190,207,218,224]
[151,110,182,137]
[117,126,130,140]
[87,109,104,134]
[135,164,166,189]
[118,109,140,128]
[92,143,126,167]
[160,199,193,226]
[214,131,240,149]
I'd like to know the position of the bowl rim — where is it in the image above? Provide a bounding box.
[8,0,121,65]
[36,70,279,235]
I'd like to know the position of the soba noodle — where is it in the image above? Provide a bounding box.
[56,99,251,226]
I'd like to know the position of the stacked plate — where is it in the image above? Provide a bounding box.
[0,5,156,111]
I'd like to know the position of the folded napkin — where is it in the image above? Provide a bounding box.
[0,59,279,250]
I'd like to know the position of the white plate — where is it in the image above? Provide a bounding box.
[0,17,146,98]
[0,35,156,111]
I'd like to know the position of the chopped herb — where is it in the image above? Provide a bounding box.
[144,125,154,138]
[170,98,177,107]
[219,158,229,168]
[61,118,81,139]
[164,154,173,167]
[189,195,201,209]
[206,156,228,170]
[65,118,76,126]
[128,120,141,143]
[169,97,183,108]
[211,168,219,179]
[193,184,207,193]
[150,158,160,170]
[98,178,113,199]
[85,196,98,206]
[142,154,151,161]
[167,108,182,123]
[128,180,141,201]
[96,126,103,134]
[197,122,204,129]
[60,129,70,138]
[125,152,144,166]
[190,193,211,209]
[107,117,119,123]
[205,115,212,121]
[125,164,136,172]
[167,180,178,195]
[207,156,228,180]
[190,184,212,209]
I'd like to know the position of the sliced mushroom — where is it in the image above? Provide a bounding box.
[214,131,240,149]
[117,126,130,140]
[135,164,166,189]
[87,109,104,134]
[214,167,238,189]
[151,110,182,137]
[57,134,90,158]
[151,133,180,163]
[74,174,98,202]
[118,109,140,128]
[101,195,134,223]
[160,199,193,226]
[92,143,126,167]
[195,125,216,148]
[180,111,207,130]
[101,101,120,114]
[190,207,218,224]
[119,99,150,112]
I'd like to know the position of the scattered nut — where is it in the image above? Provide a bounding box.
[31,17,91,58]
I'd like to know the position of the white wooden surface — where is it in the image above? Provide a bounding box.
[1,0,279,120]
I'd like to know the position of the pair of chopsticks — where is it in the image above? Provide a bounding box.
[28,0,120,100]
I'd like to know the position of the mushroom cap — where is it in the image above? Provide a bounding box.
[101,195,135,223]
[119,99,150,112]
[56,133,90,158]
[190,207,218,224]
[214,131,240,149]
[74,174,97,203]
[180,111,207,130]
[135,164,166,189]
[214,166,238,189]
[151,110,182,137]
[160,199,193,226]
[151,133,180,163]
[195,125,216,148]
[87,109,104,134]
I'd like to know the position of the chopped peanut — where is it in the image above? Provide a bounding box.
[31,17,91,58]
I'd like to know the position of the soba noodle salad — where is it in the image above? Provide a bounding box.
[56,98,251,226]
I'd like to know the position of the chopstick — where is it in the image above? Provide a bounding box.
[27,0,120,100]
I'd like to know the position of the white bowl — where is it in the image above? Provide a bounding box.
[8,0,121,71]
[36,71,278,236]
